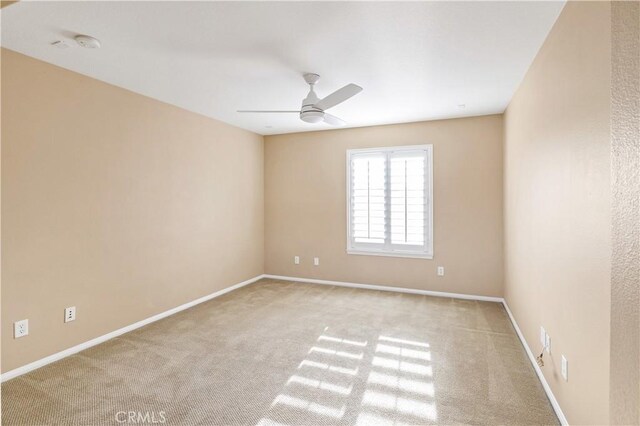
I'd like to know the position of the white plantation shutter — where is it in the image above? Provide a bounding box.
[390,151,426,247]
[351,153,387,244]
[347,145,433,258]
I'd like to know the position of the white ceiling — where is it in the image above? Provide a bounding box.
[1,1,565,135]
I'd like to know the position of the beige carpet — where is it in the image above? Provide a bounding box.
[1,278,558,425]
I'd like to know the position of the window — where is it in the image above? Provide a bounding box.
[347,145,433,259]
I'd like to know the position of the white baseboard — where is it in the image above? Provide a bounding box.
[2,272,568,426]
[263,274,503,302]
[502,300,569,425]
[0,274,266,383]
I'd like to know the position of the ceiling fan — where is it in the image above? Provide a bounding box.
[237,73,362,126]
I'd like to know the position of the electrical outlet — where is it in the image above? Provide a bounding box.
[313,257,320,266]
[14,319,28,338]
[561,355,568,381]
[64,306,76,323]
[437,266,445,276]
[540,326,546,348]
[545,332,551,354]
[294,256,300,265]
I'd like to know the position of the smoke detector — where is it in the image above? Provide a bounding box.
[74,34,101,49]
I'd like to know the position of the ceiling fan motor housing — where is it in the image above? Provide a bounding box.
[300,83,323,123]
[300,108,324,123]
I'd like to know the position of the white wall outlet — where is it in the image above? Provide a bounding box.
[545,332,551,354]
[437,266,445,276]
[294,256,300,265]
[561,355,568,381]
[540,326,546,348]
[64,306,76,323]
[313,257,320,266]
[14,319,29,338]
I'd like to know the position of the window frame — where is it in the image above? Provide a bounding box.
[346,144,434,259]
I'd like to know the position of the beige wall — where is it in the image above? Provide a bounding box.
[265,115,504,297]
[0,2,19,9]
[1,49,264,372]
[610,2,640,424]
[503,2,611,425]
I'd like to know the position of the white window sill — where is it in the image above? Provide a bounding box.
[347,249,433,260]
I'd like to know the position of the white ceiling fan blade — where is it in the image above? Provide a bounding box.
[314,84,362,111]
[323,113,346,126]
[237,110,300,113]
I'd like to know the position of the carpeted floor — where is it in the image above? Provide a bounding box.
[1,278,558,425]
